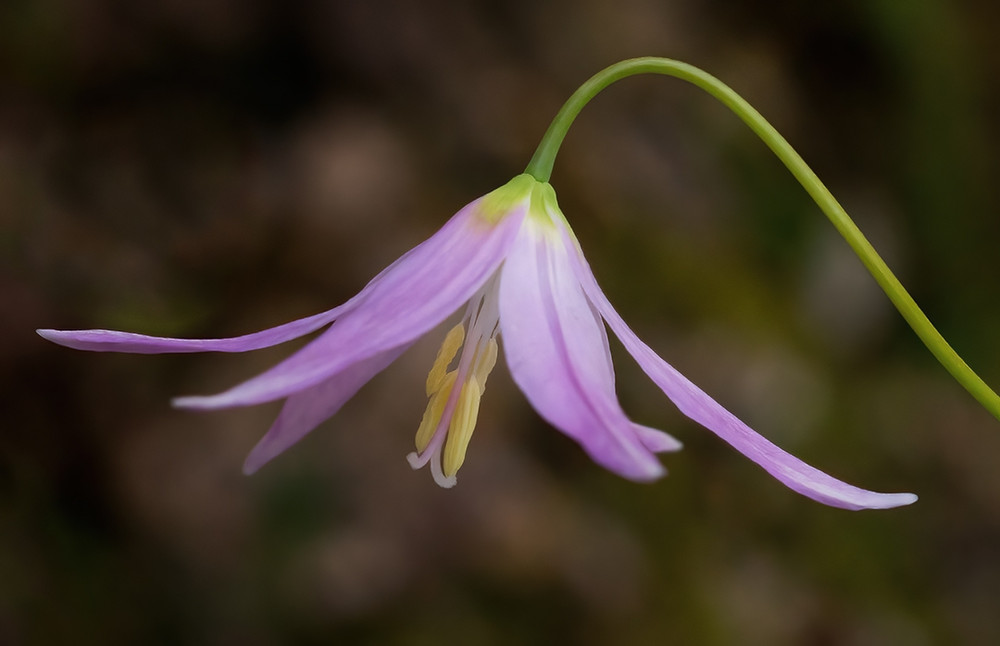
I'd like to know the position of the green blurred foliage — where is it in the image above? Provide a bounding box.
[2,0,1000,644]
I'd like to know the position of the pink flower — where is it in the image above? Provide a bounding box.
[39,175,916,509]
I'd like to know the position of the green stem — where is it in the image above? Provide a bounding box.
[526,56,1000,422]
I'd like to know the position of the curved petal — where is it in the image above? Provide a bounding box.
[242,343,410,475]
[562,226,917,510]
[175,196,527,410]
[36,231,442,355]
[499,220,674,481]
[36,303,356,354]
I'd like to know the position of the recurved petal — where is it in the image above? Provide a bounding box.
[175,195,526,410]
[35,236,431,355]
[563,226,917,510]
[242,344,410,475]
[36,303,356,354]
[499,221,671,481]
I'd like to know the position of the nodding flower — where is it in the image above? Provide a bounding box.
[39,174,917,510]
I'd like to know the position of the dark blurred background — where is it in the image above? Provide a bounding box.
[3,1,1000,644]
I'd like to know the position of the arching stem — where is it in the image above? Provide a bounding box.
[526,56,1000,422]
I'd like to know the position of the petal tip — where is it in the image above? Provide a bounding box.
[172,395,211,410]
[37,329,68,344]
[822,489,918,511]
[242,454,264,476]
[870,491,918,510]
[607,456,667,483]
[172,392,248,410]
[636,463,668,482]
[635,425,684,454]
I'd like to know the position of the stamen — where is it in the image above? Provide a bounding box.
[442,377,482,477]
[473,338,498,392]
[426,324,465,396]
[415,370,457,452]
[411,274,503,485]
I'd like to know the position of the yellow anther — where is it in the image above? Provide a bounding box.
[415,371,457,452]
[442,376,482,478]
[426,324,465,396]
[473,338,498,393]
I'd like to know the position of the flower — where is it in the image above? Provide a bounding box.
[38,174,916,510]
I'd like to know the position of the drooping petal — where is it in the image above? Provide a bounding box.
[34,197,507,356]
[36,303,356,354]
[35,227,442,355]
[499,220,676,481]
[174,196,527,410]
[242,344,410,475]
[562,226,917,510]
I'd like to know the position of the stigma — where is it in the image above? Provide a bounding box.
[407,275,501,487]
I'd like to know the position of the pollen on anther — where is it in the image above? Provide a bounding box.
[443,377,482,477]
[415,371,457,452]
[474,338,499,392]
[426,324,465,396]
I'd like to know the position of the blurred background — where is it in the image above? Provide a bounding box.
[3,0,1000,644]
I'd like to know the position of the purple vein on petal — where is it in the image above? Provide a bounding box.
[174,198,527,410]
[561,225,916,511]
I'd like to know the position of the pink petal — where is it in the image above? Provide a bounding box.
[499,220,675,481]
[36,303,356,354]
[242,344,410,475]
[35,238,429,355]
[175,195,526,410]
[562,226,917,510]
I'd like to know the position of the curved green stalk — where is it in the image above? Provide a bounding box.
[525,56,1000,422]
